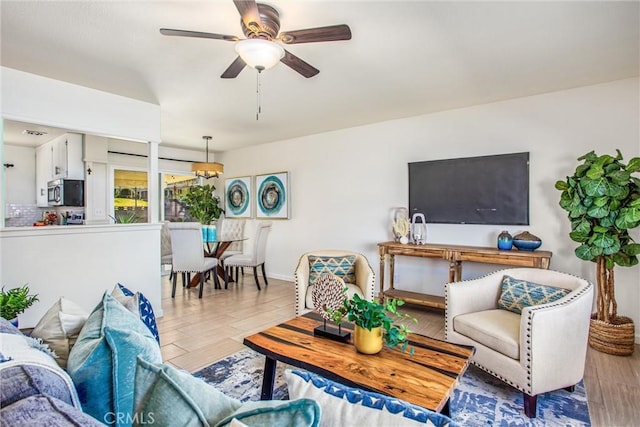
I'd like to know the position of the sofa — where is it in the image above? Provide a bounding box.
[0,285,320,427]
[0,283,457,427]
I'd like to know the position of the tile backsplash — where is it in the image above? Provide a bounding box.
[4,203,47,227]
[4,204,85,227]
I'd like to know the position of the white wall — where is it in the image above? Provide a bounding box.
[219,78,640,341]
[3,144,35,204]
[1,67,161,143]
[0,224,162,327]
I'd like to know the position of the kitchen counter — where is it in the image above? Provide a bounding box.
[1,223,160,237]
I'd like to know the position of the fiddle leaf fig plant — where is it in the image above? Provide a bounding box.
[180,184,224,225]
[555,149,640,324]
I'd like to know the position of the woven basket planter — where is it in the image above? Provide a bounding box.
[589,315,635,356]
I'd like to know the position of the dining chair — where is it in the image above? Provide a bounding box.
[223,221,272,290]
[168,222,218,298]
[160,221,173,277]
[217,217,246,281]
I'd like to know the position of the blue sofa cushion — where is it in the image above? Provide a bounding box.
[216,399,321,427]
[134,357,320,427]
[0,365,79,408]
[0,328,80,410]
[67,292,162,426]
[0,317,22,335]
[0,394,103,426]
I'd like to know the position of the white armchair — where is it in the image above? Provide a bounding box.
[445,267,594,418]
[294,250,375,316]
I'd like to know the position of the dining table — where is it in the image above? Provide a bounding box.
[188,237,248,289]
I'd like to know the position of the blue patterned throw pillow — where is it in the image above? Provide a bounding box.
[308,255,356,286]
[285,370,457,426]
[498,275,571,314]
[116,283,159,344]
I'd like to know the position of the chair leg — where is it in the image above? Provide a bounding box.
[235,266,239,282]
[181,272,186,287]
[523,393,537,418]
[199,271,205,298]
[171,272,177,298]
[224,266,229,289]
[213,268,220,289]
[253,266,261,290]
[261,263,268,286]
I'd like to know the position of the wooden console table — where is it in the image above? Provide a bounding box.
[378,241,552,309]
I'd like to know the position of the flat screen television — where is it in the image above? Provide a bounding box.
[408,152,530,225]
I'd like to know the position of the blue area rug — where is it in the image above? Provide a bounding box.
[193,349,590,426]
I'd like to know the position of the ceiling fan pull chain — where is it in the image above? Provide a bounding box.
[256,70,262,121]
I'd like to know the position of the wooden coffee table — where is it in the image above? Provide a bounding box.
[243,312,474,415]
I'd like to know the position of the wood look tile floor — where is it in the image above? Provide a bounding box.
[156,274,639,427]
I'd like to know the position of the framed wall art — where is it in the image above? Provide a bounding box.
[224,176,252,218]
[255,171,290,219]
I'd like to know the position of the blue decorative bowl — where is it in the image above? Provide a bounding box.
[512,239,542,251]
[512,231,542,251]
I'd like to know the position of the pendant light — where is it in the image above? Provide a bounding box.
[192,136,224,179]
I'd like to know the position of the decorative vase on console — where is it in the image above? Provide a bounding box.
[391,207,410,244]
[512,231,542,251]
[497,230,513,250]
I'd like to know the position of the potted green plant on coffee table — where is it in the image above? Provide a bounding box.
[555,149,640,356]
[330,293,417,355]
[0,285,39,327]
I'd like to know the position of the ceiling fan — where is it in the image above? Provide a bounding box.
[160,0,352,78]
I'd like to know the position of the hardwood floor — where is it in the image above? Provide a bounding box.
[156,274,639,426]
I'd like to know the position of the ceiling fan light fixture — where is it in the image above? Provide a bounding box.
[192,136,224,179]
[235,38,284,71]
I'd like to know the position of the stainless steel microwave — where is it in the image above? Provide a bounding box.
[47,179,84,207]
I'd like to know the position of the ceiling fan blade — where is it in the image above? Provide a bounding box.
[281,50,319,78]
[233,0,263,33]
[160,28,238,41]
[221,56,247,79]
[279,24,351,44]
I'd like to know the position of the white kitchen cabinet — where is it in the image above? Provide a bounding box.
[52,133,84,180]
[35,133,85,207]
[35,143,53,207]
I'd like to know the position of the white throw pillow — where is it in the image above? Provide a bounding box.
[285,369,455,427]
[30,297,88,369]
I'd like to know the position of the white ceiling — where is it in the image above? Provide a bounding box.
[1,1,638,152]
